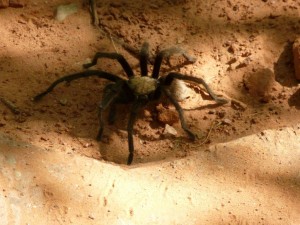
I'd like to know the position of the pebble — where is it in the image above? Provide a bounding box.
[222,118,232,125]
[156,104,179,125]
[163,124,178,137]
[231,99,247,111]
[59,98,68,106]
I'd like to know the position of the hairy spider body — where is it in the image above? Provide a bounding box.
[34,43,228,165]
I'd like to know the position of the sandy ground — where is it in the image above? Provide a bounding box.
[0,0,300,224]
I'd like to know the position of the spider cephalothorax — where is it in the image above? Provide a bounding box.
[128,76,159,96]
[34,42,228,165]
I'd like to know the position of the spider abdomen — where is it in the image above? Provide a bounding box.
[127,76,159,96]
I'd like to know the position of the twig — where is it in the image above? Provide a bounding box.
[96,24,140,58]
[109,32,119,53]
[195,120,222,147]
[1,97,20,114]
[89,0,99,26]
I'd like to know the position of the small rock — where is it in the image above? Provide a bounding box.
[243,66,276,102]
[217,110,226,118]
[59,98,68,106]
[143,109,151,117]
[116,129,127,139]
[142,109,152,122]
[108,7,120,20]
[156,104,179,125]
[88,215,95,220]
[228,43,238,54]
[149,3,159,9]
[208,110,216,114]
[236,57,251,69]
[55,3,78,22]
[227,57,238,65]
[15,115,27,123]
[222,118,232,125]
[82,142,92,148]
[293,38,300,80]
[231,99,247,111]
[177,37,185,44]
[163,124,178,137]
[250,118,257,124]
[40,136,47,141]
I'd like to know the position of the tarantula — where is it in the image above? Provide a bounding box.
[33,42,228,165]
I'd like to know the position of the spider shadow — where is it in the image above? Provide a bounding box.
[96,97,226,165]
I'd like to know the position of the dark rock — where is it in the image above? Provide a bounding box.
[293,38,300,80]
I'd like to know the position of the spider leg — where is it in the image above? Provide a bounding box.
[163,72,228,104]
[88,0,98,25]
[108,103,117,125]
[127,99,144,165]
[97,82,123,141]
[152,47,196,78]
[162,88,196,141]
[83,52,134,78]
[140,42,149,76]
[33,70,123,101]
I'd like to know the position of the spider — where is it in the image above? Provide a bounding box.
[33,42,228,165]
